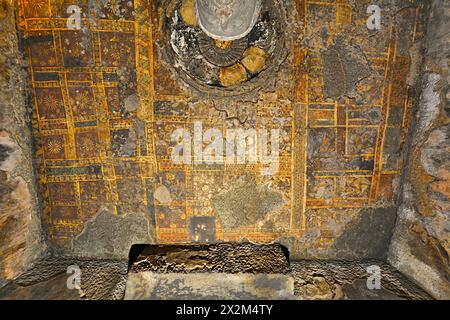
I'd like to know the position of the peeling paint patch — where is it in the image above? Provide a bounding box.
[321,36,371,100]
[73,209,154,259]
[212,175,284,229]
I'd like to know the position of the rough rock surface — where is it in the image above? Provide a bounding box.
[129,243,291,274]
[0,254,127,300]
[388,0,450,300]
[291,260,431,300]
[0,256,431,300]
[0,0,45,283]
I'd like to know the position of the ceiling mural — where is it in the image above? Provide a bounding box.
[15,0,424,259]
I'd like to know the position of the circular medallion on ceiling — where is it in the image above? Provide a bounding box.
[162,0,287,97]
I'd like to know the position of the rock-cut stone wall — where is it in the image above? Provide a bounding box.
[388,0,450,300]
[0,0,45,288]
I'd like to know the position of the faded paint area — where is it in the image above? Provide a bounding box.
[72,208,154,259]
[8,0,428,261]
[0,257,431,300]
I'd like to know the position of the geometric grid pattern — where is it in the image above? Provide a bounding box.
[16,0,422,250]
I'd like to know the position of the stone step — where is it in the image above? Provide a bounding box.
[124,243,295,300]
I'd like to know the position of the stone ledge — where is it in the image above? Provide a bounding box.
[128,243,291,274]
